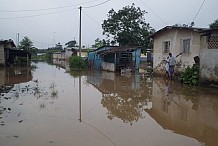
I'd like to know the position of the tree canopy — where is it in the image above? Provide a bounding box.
[18,36,33,51]
[209,19,218,29]
[102,3,155,48]
[91,38,110,48]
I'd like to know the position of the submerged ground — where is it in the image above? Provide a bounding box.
[0,61,218,146]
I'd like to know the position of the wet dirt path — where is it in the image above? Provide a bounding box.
[0,62,218,146]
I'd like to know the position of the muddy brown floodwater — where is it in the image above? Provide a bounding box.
[0,61,218,146]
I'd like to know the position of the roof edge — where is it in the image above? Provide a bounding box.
[150,26,208,38]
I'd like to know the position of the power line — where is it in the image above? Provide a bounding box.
[138,0,168,25]
[0,8,77,20]
[19,34,53,47]
[82,10,101,26]
[83,0,111,8]
[192,0,206,23]
[0,0,111,20]
[0,0,100,12]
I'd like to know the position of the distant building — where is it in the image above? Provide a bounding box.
[88,46,141,72]
[52,52,62,60]
[64,47,78,60]
[0,39,31,66]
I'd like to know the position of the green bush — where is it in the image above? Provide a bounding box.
[180,65,199,86]
[69,56,87,70]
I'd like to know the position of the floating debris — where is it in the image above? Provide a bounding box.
[18,120,23,123]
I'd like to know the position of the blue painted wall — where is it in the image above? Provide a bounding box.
[88,46,141,71]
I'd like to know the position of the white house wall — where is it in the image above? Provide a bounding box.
[200,49,218,83]
[102,61,115,72]
[52,53,61,59]
[153,29,201,74]
[65,49,72,60]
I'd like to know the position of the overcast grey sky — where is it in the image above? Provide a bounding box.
[0,0,217,49]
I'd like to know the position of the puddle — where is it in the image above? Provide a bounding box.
[0,61,217,146]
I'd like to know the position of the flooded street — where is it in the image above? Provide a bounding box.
[0,61,218,146]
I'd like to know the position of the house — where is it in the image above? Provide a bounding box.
[64,47,90,60]
[200,28,218,85]
[151,26,206,75]
[0,39,31,66]
[64,47,77,60]
[52,52,62,60]
[87,46,141,72]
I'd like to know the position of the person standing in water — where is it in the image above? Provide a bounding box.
[168,53,182,79]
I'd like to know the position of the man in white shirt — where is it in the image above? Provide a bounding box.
[168,53,182,79]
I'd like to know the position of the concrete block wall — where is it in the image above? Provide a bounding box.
[200,49,218,85]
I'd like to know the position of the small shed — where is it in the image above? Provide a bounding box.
[0,39,31,66]
[88,46,141,72]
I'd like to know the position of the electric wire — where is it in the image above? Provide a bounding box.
[82,10,101,26]
[138,0,168,25]
[192,0,206,22]
[19,34,54,48]
[0,0,110,20]
[0,0,100,12]
[0,8,77,20]
[83,0,111,8]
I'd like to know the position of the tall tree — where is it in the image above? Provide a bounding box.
[92,38,110,48]
[209,19,218,29]
[102,3,155,48]
[18,36,33,51]
[65,40,77,47]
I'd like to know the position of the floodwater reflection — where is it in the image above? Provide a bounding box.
[0,66,32,86]
[0,62,217,146]
[87,71,152,124]
[149,78,218,146]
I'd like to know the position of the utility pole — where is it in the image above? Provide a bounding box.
[79,76,82,122]
[79,6,82,57]
[78,6,82,122]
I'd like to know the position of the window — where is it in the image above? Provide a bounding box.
[163,41,170,53]
[181,38,190,53]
